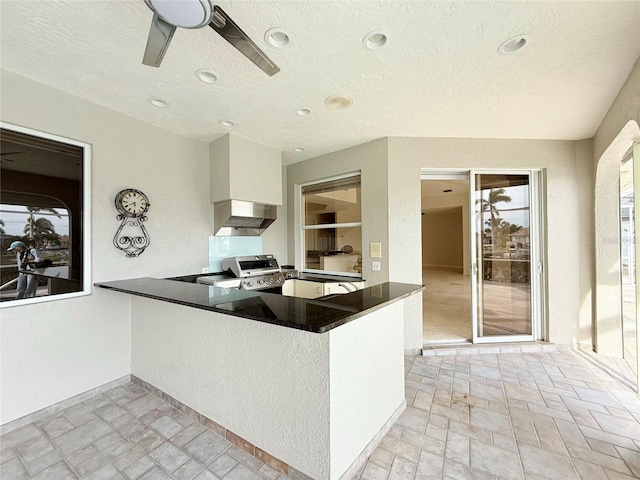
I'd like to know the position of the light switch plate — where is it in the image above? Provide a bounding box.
[370,242,382,258]
[372,261,381,271]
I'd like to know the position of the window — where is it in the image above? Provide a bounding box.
[300,173,362,276]
[0,123,91,306]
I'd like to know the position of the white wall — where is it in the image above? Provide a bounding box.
[421,189,470,274]
[592,58,640,356]
[261,165,288,265]
[0,70,212,424]
[421,209,464,270]
[286,138,389,285]
[388,137,585,347]
[131,296,332,479]
[329,302,405,478]
[210,133,283,205]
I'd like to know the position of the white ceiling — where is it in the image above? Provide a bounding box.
[1,1,639,165]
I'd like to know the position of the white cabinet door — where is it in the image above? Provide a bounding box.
[282,279,296,296]
[293,280,324,299]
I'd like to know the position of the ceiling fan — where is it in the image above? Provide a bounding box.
[142,0,280,76]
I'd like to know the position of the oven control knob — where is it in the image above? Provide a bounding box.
[246,281,253,287]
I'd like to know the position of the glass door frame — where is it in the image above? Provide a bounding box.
[420,168,546,344]
[469,169,545,344]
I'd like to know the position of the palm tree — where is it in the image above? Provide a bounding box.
[481,188,512,248]
[25,207,60,243]
[23,217,59,248]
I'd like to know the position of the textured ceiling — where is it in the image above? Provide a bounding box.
[1,1,639,164]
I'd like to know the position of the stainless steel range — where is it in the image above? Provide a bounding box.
[196,254,296,292]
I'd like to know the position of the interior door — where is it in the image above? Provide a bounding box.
[470,171,541,343]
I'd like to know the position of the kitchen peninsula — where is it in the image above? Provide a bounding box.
[96,278,423,480]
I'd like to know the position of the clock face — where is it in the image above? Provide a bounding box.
[116,189,149,216]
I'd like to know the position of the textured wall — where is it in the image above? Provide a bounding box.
[421,209,464,269]
[131,297,331,479]
[388,137,584,346]
[210,134,283,205]
[329,302,405,478]
[592,58,640,357]
[421,190,470,274]
[0,70,212,424]
[286,138,389,285]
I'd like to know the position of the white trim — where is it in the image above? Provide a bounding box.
[296,171,362,276]
[0,121,92,308]
[298,170,360,188]
[632,139,640,392]
[302,222,362,230]
[422,168,545,345]
[471,169,541,344]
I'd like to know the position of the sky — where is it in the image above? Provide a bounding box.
[0,204,69,236]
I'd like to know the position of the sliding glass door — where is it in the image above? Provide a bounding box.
[470,171,542,343]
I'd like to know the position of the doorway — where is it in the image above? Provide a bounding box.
[421,170,544,345]
[421,176,470,342]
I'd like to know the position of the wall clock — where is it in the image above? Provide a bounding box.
[113,188,151,257]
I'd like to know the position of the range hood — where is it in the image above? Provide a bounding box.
[214,199,277,236]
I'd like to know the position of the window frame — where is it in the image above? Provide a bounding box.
[296,171,362,278]
[0,121,92,308]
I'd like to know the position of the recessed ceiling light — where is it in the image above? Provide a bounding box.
[219,120,235,128]
[498,34,530,54]
[264,28,290,48]
[295,108,311,116]
[196,69,218,84]
[362,31,387,50]
[294,147,305,153]
[325,95,353,110]
[149,97,168,108]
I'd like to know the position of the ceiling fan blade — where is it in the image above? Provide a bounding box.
[142,13,177,67]
[209,6,280,77]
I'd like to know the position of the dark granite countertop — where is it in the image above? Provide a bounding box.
[95,278,423,333]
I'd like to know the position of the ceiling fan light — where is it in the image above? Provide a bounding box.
[144,0,213,29]
[265,28,290,48]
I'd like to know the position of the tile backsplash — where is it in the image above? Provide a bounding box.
[209,236,262,273]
